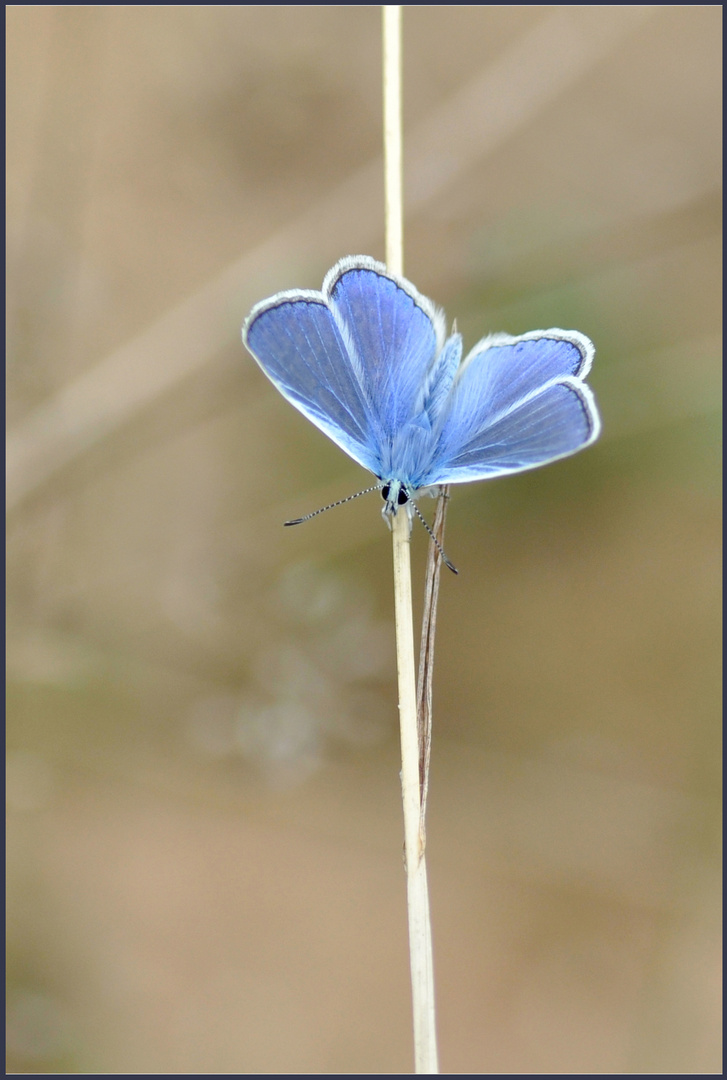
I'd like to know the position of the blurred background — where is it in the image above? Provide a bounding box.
[6,6,721,1073]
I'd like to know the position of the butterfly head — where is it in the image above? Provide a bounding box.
[380,479,412,524]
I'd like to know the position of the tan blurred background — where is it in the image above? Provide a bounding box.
[6,6,721,1073]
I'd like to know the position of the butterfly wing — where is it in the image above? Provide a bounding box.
[244,284,383,475]
[325,257,445,443]
[421,330,600,485]
[243,256,446,479]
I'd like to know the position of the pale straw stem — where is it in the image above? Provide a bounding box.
[383,5,404,277]
[392,510,439,1072]
[384,6,439,1071]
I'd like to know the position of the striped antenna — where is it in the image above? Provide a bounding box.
[284,483,384,525]
[411,501,458,574]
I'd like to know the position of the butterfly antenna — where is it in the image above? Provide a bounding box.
[411,502,458,574]
[284,483,384,526]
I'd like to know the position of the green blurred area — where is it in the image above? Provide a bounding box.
[6,6,721,1074]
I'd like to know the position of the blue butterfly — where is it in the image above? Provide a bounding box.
[243,255,600,546]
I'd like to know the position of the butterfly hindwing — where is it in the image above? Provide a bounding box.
[244,289,384,475]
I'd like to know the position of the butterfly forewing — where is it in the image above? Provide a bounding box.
[328,259,444,439]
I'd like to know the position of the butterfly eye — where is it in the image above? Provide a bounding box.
[380,484,410,506]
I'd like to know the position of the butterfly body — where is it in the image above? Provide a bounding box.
[243,255,600,521]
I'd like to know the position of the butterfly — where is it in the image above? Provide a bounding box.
[243,255,600,551]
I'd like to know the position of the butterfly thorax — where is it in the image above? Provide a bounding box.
[380,413,440,492]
